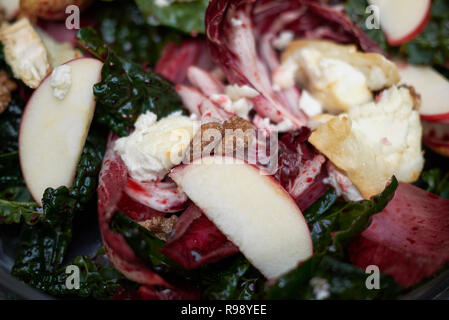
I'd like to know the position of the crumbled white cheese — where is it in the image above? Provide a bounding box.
[272,30,294,50]
[114,112,198,182]
[272,58,298,91]
[225,84,260,101]
[299,90,322,117]
[50,65,72,100]
[211,84,260,119]
[309,86,424,199]
[310,277,330,300]
[227,98,254,119]
[296,48,372,112]
[0,18,50,88]
[271,118,296,132]
[279,40,400,113]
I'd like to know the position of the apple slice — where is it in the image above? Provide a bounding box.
[170,156,313,279]
[19,58,103,206]
[398,63,449,122]
[368,0,431,46]
[422,121,449,157]
[0,0,19,20]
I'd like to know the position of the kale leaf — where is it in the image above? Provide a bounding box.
[306,177,397,257]
[109,211,178,273]
[26,250,126,299]
[96,1,181,65]
[0,198,42,225]
[202,256,264,300]
[77,28,185,137]
[266,254,400,300]
[417,168,449,200]
[0,93,26,154]
[0,152,24,190]
[135,0,209,35]
[12,132,106,286]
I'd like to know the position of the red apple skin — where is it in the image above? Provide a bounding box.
[423,140,449,158]
[19,57,102,205]
[21,0,94,21]
[420,113,449,123]
[422,121,449,158]
[386,1,431,46]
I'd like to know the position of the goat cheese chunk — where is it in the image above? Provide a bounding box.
[292,48,372,112]
[309,86,423,199]
[114,112,198,182]
[50,65,72,100]
[299,90,323,117]
[211,84,260,119]
[279,40,400,113]
[0,18,50,88]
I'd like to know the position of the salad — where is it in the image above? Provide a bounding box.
[0,0,449,300]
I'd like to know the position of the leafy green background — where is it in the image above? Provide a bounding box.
[135,0,210,34]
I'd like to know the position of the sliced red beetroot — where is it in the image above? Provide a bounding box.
[348,183,449,287]
[116,191,165,222]
[97,136,170,288]
[161,204,239,269]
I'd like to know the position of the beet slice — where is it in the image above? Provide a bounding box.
[97,136,170,288]
[161,204,239,269]
[349,183,449,287]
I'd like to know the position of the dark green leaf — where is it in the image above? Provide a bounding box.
[26,249,126,299]
[303,188,339,224]
[0,93,26,154]
[306,177,397,257]
[0,198,42,225]
[0,152,24,189]
[77,28,186,136]
[267,254,400,300]
[109,211,177,273]
[12,132,106,287]
[135,0,209,34]
[96,1,181,65]
[202,256,263,300]
[417,168,449,200]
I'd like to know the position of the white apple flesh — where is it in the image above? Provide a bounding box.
[19,58,103,206]
[170,156,313,279]
[369,0,431,46]
[398,64,449,122]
